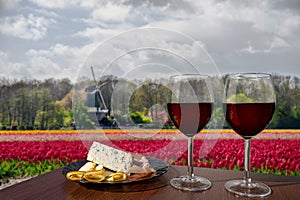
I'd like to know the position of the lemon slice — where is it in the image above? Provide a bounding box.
[106,172,127,182]
[83,170,106,183]
[66,171,85,181]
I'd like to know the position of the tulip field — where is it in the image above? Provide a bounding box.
[0,129,300,180]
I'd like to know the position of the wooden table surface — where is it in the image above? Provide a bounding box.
[1,165,299,200]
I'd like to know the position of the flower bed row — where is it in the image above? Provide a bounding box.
[1,129,300,135]
[1,129,300,141]
[1,139,299,179]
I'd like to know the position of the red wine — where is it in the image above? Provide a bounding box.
[167,103,213,137]
[224,103,275,139]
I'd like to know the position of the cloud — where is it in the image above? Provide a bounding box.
[29,8,60,18]
[73,27,130,42]
[28,0,118,10]
[75,1,194,27]
[237,37,290,54]
[0,0,21,10]
[28,0,74,9]
[51,43,97,60]
[278,15,300,38]
[0,14,55,40]
[148,1,299,54]
[190,0,299,36]
[271,0,300,13]
[28,0,195,11]
[1,41,98,81]
[1,54,74,81]
[0,50,29,79]
[26,49,53,57]
[28,56,61,79]
[140,0,300,75]
[74,27,221,83]
[1,0,300,81]
[91,2,131,23]
[23,43,99,80]
[0,50,8,60]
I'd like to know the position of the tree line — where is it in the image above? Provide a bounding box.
[0,74,299,130]
[0,78,73,130]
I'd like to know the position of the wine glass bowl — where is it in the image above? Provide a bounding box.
[223,73,276,197]
[167,74,214,191]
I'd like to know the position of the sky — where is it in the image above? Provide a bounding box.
[0,0,300,81]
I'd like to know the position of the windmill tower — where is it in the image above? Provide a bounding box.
[90,66,109,121]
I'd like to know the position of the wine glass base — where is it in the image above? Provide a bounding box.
[170,175,212,192]
[225,179,272,197]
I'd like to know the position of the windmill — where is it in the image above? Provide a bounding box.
[90,66,109,121]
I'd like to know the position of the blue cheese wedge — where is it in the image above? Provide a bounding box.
[87,141,134,172]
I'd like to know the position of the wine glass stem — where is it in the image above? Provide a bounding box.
[244,139,252,184]
[188,137,194,178]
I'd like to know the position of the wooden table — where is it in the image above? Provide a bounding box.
[1,165,299,200]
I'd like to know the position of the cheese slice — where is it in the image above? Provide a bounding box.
[79,161,96,172]
[87,141,134,172]
[127,155,156,174]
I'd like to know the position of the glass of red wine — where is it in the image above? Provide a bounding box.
[167,74,214,191]
[223,73,276,197]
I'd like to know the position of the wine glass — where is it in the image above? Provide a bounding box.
[167,74,214,191]
[223,73,276,197]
